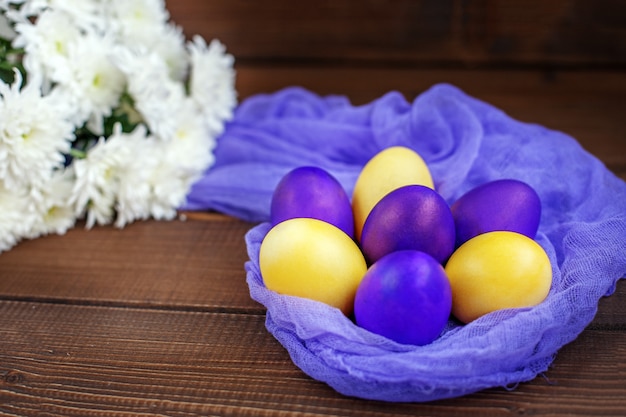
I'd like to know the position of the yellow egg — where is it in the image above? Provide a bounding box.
[259,218,367,315]
[352,146,434,241]
[444,231,552,324]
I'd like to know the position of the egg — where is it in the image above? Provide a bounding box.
[360,185,456,265]
[259,218,367,315]
[444,231,552,324]
[450,179,541,248]
[354,250,452,346]
[352,146,434,241]
[270,166,354,238]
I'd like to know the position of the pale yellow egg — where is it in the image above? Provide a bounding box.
[444,231,552,324]
[259,218,367,315]
[352,146,434,241]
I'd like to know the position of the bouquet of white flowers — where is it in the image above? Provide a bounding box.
[0,0,237,252]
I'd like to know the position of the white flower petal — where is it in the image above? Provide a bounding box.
[0,70,74,190]
[27,168,77,237]
[188,36,237,136]
[0,182,36,252]
[11,8,82,84]
[61,32,127,134]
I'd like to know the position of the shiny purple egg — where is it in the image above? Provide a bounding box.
[354,250,452,346]
[270,166,354,238]
[450,179,541,247]
[360,185,456,265]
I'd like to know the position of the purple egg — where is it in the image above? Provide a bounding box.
[360,185,456,265]
[354,250,452,346]
[450,179,541,247]
[270,166,354,238]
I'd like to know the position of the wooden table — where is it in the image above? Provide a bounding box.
[1,1,625,415]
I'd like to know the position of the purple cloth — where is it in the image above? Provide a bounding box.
[185,84,626,402]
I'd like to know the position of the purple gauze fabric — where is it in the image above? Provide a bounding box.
[184,83,626,402]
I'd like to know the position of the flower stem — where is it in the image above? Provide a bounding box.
[69,148,87,160]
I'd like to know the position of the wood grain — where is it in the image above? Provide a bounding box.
[1,300,624,416]
[234,67,626,172]
[1,209,624,324]
[166,0,626,67]
[0,216,259,311]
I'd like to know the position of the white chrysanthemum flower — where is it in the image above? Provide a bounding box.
[27,168,76,238]
[5,0,105,31]
[0,70,74,190]
[146,144,196,221]
[49,0,106,32]
[0,0,237,249]
[113,95,215,225]
[114,113,213,226]
[111,22,189,85]
[106,0,168,45]
[11,8,81,84]
[146,128,214,221]
[147,23,188,82]
[148,162,190,220]
[114,133,158,227]
[70,124,135,228]
[103,0,184,82]
[188,36,237,136]
[112,45,185,141]
[169,98,216,171]
[61,31,126,134]
[0,182,34,252]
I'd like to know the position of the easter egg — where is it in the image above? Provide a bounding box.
[271,166,354,238]
[450,179,541,247]
[360,185,456,265]
[354,250,452,346]
[259,218,367,315]
[444,231,552,324]
[352,146,434,241]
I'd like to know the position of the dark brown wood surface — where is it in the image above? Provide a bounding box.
[1,0,626,415]
[168,0,626,67]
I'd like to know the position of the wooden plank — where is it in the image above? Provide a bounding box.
[0,215,260,311]
[1,209,624,322]
[167,0,626,66]
[234,67,626,172]
[589,280,626,329]
[0,300,624,416]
